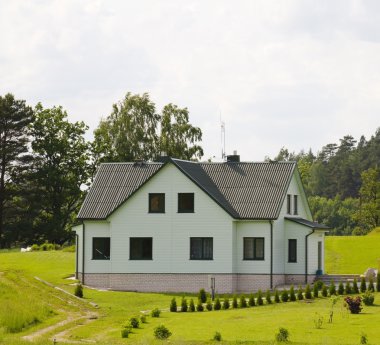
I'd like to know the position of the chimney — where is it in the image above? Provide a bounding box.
[226,150,240,162]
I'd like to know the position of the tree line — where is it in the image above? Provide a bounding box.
[0,92,203,248]
[271,130,380,235]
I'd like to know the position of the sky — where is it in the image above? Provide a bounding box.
[1,0,379,161]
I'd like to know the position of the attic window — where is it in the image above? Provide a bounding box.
[149,193,165,213]
[294,195,298,215]
[178,193,194,213]
[92,237,110,260]
[287,194,291,214]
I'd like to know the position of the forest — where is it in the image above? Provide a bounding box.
[0,92,379,248]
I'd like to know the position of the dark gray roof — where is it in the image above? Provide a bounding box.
[78,158,296,220]
[285,217,330,230]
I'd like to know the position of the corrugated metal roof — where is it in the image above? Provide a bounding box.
[285,217,330,230]
[78,159,296,220]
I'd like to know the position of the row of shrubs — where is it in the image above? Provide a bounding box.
[29,242,75,252]
[121,308,163,338]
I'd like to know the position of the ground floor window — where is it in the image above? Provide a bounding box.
[92,237,110,260]
[288,239,297,262]
[130,237,153,260]
[243,237,264,260]
[190,237,213,260]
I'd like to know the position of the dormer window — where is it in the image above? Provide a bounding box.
[287,194,291,214]
[149,193,165,213]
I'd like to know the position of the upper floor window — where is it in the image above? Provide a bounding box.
[130,237,153,260]
[149,193,165,213]
[243,237,265,260]
[293,195,298,215]
[288,239,297,263]
[190,237,213,260]
[287,194,291,214]
[92,237,110,260]
[178,193,194,213]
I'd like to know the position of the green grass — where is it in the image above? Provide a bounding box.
[325,229,380,274]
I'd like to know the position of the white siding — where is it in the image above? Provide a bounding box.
[308,231,325,274]
[284,221,308,274]
[73,224,83,273]
[107,163,234,274]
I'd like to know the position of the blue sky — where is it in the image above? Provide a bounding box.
[1,0,379,160]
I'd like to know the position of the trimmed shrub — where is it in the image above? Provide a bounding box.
[289,286,296,301]
[344,296,362,314]
[170,298,177,312]
[329,281,336,296]
[362,291,375,306]
[321,284,328,297]
[213,331,222,341]
[181,297,188,312]
[140,314,147,323]
[151,308,161,318]
[206,299,213,311]
[305,284,312,299]
[274,290,280,303]
[232,295,238,308]
[154,325,172,339]
[360,333,368,344]
[196,300,204,312]
[199,288,207,303]
[257,290,264,305]
[222,298,230,310]
[377,274,380,292]
[314,280,323,290]
[368,278,374,292]
[129,317,139,329]
[275,327,289,342]
[281,290,289,302]
[239,295,247,308]
[74,284,83,298]
[248,293,255,307]
[121,327,131,338]
[297,286,303,300]
[214,297,221,310]
[189,299,195,312]
[353,278,359,293]
[31,244,40,251]
[266,290,272,304]
[360,277,367,293]
[345,281,352,294]
[313,284,319,298]
[338,282,344,295]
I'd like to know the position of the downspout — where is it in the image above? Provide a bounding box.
[75,234,79,279]
[305,229,315,284]
[270,220,273,290]
[82,221,85,285]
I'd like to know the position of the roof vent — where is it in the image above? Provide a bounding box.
[227,151,240,162]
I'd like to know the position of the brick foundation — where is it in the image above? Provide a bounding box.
[77,273,316,293]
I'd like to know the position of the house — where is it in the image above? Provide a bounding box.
[73,155,329,293]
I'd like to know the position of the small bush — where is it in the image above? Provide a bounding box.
[140,314,147,323]
[337,282,344,295]
[321,284,328,297]
[377,274,380,292]
[121,327,131,338]
[151,308,161,318]
[360,277,366,293]
[213,331,222,341]
[360,332,368,344]
[289,286,296,301]
[362,291,375,306]
[345,281,352,294]
[74,284,83,298]
[344,296,362,314]
[248,293,255,307]
[214,297,221,310]
[305,284,312,299]
[189,299,195,312]
[62,245,76,252]
[196,301,204,312]
[257,290,264,305]
[353,278,359,293]
[170,298,177,312]
[129,317,139,329]
[266,290,272,304]
[329,281,336,296]
[206,299,213,311]
[313,313,323,329]
[314,280,323,290]
[199,288,207,303]
[297,286,303,300]
[181,297,188,312]
[239,295,247,308]
[313,284,319,298]
[222,298,230,310]
[368,278,374,292]
[154,325,172,340]
[30,244,40,251]
[275,327,289,342]
[281,290,289,302]
[232,295,238,308]
[274,290,280,303]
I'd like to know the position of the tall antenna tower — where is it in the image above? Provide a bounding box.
[220,114,226,161]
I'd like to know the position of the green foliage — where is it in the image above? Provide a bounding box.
[337,282,344,295]
[360,277,367,293]
[232,295,238,308]
[213,331,222,341]
[121,327,131,338]
[189,299,195,312]
[281,290,289,302]
[170,297,177,312]
[289,285,296,301]
[140,314,147,323]
[196,300,204,312]
[360,332,368,344]
[313,284,319,298]
[368,278,375,292]
[266,290,272,304]
[181,297,187,312]
[362,291,375,306]
[297,286,304,300]
[206,299,213,311]
[239,295,247,308]
[222,298,230,310]
[74,284,83,298]
[321,284,328,297]
[129,317,139,328]
[150,308,161,318]
[198,288,207,303]
[329,281,336,296]
[214,297,221,311]
[275,327,289,342]
[248,293,255,306]
[257,290,264,305]
[313,313,323,329]
[353,278,359,293]
[314,280,323,290]
[154,324,172,339]
[274,290,280,303]
[345,281,352,294]
[305,284,312,299]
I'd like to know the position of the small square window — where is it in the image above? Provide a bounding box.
[178,193,194,213]
[149,193,165,213]
[190,237,213,260]
[243,237,264,260]
[130,237,152,260]
[288,239,297,263]
[92,237,110,260]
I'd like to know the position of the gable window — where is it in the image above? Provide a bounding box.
[293,195,298,215]
[287,194,291,214]
[243,237,265,260]
[190,237,213,260]
[178,193,194,213]
[149,193,165,213]
[92,237,110,260]
[130,237,153,260]
[288,239,297,263]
